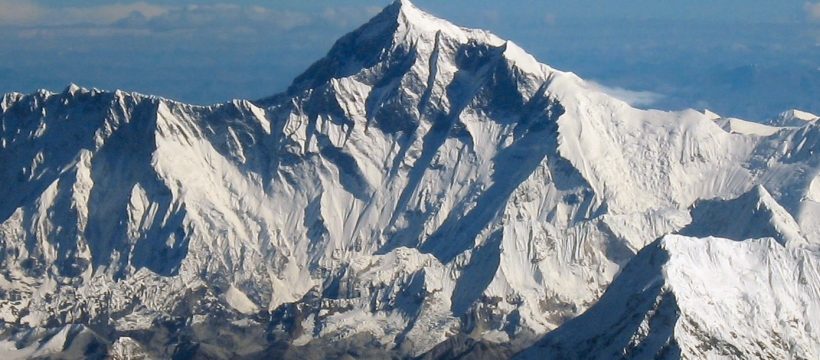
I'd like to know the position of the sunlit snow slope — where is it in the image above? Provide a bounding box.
[517,235,820,359]
[0,0,817,358]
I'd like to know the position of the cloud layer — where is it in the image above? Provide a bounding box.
[0,1,168,26]
[0,0,815,118]
[807,2,820,22]
[0,1,381,35]
[0,0,43,25]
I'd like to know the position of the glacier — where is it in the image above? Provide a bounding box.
[0,0,817,358]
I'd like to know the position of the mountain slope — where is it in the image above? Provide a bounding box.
[679,185,807,247]
[0,0,818,358]
[516,235,820,360]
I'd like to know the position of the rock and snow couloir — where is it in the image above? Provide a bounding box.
[0,0,818,358]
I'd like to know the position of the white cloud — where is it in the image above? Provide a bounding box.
[543,13,557,26]
[807,2,820,22]
[0,0,43,25]
[586,80,665,107]
[138,4,318,33]
[0,0,170,26]
[319,6,383,28]
[0,1,374,36]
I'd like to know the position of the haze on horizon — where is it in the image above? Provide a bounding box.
[0,0,818,120]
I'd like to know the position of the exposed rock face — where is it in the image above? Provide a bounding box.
[0,1,817,358]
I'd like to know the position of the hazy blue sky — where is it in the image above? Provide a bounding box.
[0,0,818,120]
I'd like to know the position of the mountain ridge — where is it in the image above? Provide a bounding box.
[516,235,820,359]
[0,1,818,358]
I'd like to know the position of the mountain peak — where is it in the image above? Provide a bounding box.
[4,1,819,358]
[519,235,820,359]
[393,0,417,13]
[680,185,807,247]
[373,0,505,49]
[62,83,93,97]
[767,109,819,127]
[274,0,510,99]
[389,0,462,35]
[781,109,818,121]
[702,108,721,120]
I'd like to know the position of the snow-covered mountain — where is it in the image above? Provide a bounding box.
[679,185,808,247]
[0,1,817,358]
[767,109,819,127]
[516,235,820,359]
